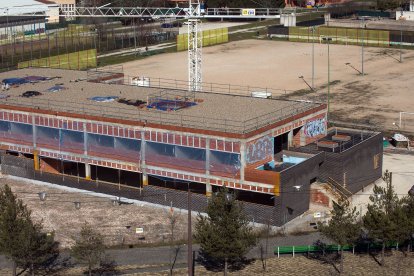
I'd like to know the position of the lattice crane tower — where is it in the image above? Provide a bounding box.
[187,1,202,92]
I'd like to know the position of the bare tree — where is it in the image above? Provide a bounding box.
[167,208,182,275]
[71,223,105,276]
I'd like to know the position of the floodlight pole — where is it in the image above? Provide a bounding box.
[361,17,365,76]
[327,37,331,121]
[400,20,403,63]
[312,26,315,90]
[187,186,193,276]
[323,37,332,121]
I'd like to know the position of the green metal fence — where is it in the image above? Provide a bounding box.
[274,241,402,257]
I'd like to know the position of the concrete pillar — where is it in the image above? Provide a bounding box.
[300,128,306,146]
[141,130,147,186]
[205,137,210,175]
[32,115,37,148]
[411,0,414,12]
[83,126,88,155]
[206,182,212,197]
[141,130,146,166]
[288,130,293,149]
[33,149,40,170]
[142,173,148,186]
[240,142,246,182]
[325,13,331,26]
[58,129,62,152]
[85,163,91,180]
[280,14,285,25]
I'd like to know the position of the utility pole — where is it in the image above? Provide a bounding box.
[361,17,365,76]
[187,187,193,276]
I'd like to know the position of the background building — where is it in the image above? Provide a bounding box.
[0,0,49,39]
[397,0,414,21]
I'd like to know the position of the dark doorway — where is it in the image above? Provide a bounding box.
[274,132,289,154]
[211,186,274,206]
[148,175,206,195]
[90,165,141,188]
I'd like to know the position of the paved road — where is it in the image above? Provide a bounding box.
[0,232,325,271]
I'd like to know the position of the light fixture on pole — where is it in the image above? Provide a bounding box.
[112,196,121,206]
[38,191,47,201]
[74,201,81,210]
[299,75,313,91]
[345,62,362,75]
[293,185,302,192]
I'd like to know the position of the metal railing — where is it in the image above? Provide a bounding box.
[0,95,317,134]
[327,177,352,200]
[121,75,297,98]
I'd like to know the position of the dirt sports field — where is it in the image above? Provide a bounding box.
[120,40,414,134]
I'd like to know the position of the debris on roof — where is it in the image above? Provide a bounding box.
[47,85,67,93]
[118,98,147,107]
[22,91,42,98]
[88,96,119,102]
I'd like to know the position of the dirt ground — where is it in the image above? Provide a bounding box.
[0,176,189,249]
[119,39,414,134]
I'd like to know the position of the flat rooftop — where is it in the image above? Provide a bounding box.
[0,68,322,135]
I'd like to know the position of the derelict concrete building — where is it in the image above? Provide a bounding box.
[0,68,382,225]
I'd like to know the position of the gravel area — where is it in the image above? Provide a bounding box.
[0,175,190,249]
[0,68,318,134]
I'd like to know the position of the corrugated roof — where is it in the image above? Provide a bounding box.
[0,0,49,16]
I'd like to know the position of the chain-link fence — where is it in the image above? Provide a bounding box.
[0,153,281,225]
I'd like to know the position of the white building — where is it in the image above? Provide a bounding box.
[0,0,49,39]
[52,0,76,20]
[35,0,60,23]
[396,0,414,21]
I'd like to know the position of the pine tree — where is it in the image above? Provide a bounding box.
[194,188,256,275]
[318,199,361,274]
[401,193,414,253]
[0,184,59,276]
[71,223,106,276]
[363,170,400,266]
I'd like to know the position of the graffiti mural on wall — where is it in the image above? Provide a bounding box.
[304,118,326,137]
[246,135,273,164]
